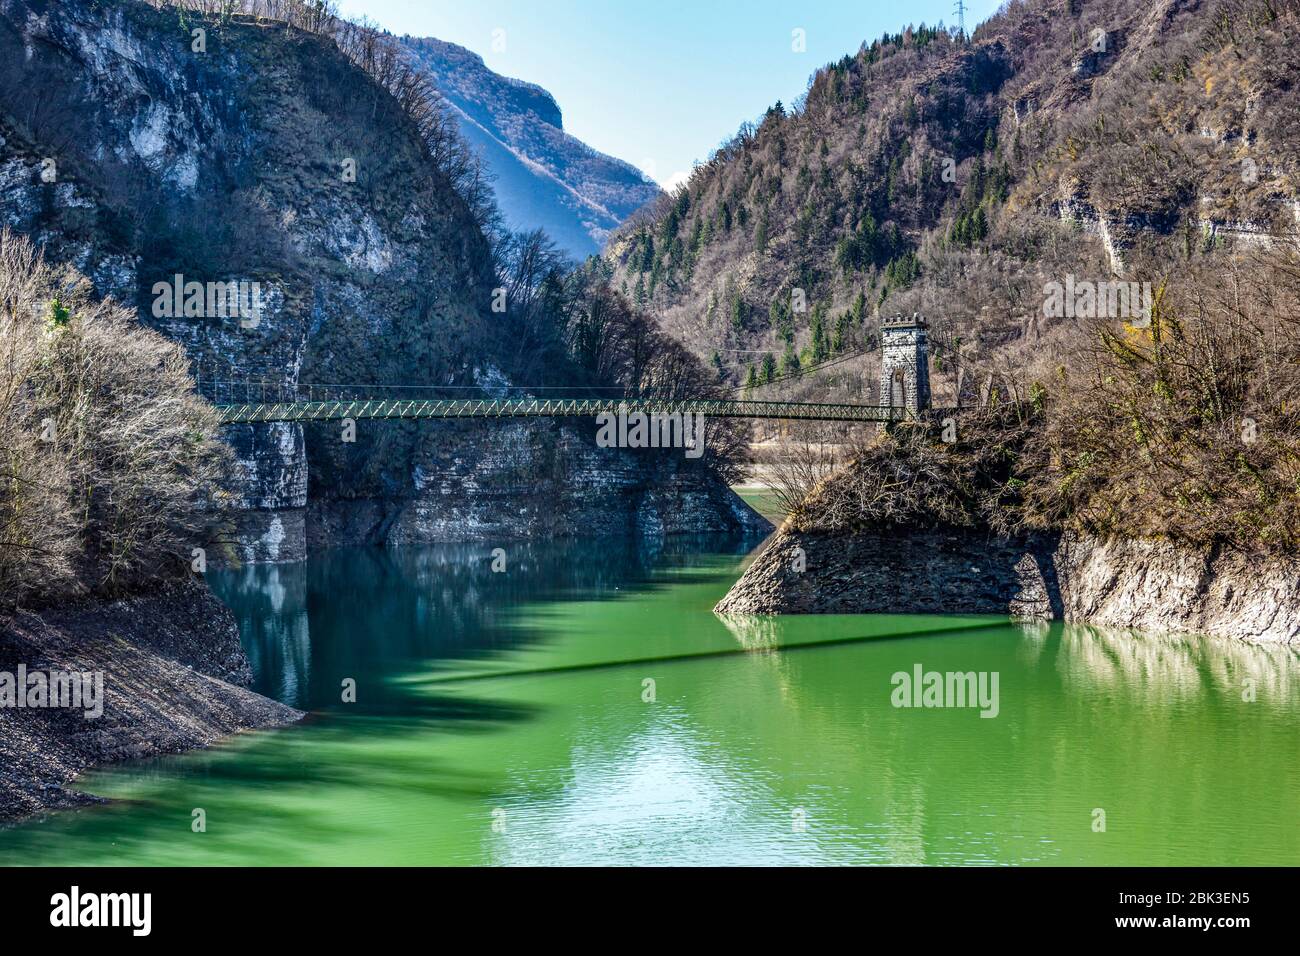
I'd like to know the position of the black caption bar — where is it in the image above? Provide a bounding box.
[0,866,1284,942]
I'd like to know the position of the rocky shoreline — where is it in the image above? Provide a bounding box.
[716,525,1300,645]
[0,579,303,824]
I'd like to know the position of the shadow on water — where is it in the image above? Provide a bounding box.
[215,533,759,713]
[0,533,769,864]
[3,532,1297,866]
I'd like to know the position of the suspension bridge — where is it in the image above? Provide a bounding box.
[206,383,913,425]
[204,314,944,427]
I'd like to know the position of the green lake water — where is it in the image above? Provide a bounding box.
[2,536,1297,865]
[733,485,786,524]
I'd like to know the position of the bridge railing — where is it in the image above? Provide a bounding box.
[197,381,955,425]
[195,380,727,406]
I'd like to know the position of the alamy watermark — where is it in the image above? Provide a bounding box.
[1043,276,1151,327]
[891,664,999,718]
[50,886,150,936]
[595,407,705,459]
[151,274,265,328]
[0,665,103,719]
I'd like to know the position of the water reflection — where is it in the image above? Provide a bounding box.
[1054,621,1299,704]
[2,538,1296,866]
[220,562,312,705]
[715,613,783,651]
[211,535,760,710]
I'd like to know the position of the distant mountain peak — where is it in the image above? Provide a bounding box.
[403,37,564,129]
[402,36,659,259]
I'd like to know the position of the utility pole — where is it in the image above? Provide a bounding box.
[954,0,967,39]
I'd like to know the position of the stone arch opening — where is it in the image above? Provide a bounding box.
[890,368,907,408]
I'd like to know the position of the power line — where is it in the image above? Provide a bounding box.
[730,344,875,393]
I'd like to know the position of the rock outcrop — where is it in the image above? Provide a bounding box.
[308,419,770,547]
[0,579,303,822]
[716,526,1300,645]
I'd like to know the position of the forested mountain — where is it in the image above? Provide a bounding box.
[607,0,1300,402]
[402,37,661,260]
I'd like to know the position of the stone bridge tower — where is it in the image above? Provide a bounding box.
[879,313,931,413]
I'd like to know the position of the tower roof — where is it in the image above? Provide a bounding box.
[881,312,927,330]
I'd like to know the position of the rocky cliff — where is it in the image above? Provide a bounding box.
[716,525,1300,645]
[0,0,762,563]
[308,418,771,549]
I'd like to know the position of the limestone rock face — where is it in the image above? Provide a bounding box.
[1045,535,1300,644]
[311,420,771,547]
[400,36,662,259]
[716,527,1300,645]
[0,0,758,559]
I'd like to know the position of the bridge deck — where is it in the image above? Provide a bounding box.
[214,396,908,425]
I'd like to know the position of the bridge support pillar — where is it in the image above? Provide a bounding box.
[879,313,931,419]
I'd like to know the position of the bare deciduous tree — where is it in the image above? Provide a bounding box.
[0,229,229,605]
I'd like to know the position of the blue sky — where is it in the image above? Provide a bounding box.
[337,0,1005,188]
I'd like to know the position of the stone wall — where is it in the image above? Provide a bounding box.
[307,419,771,548]
[879,322,930,411]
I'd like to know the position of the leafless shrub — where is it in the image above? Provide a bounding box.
[0,229,229,605]
[0,237,79,598]
[764,423,870,517]
[789,405,1037,536]
[144,0,333,31]
[1024,246,1300,553]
